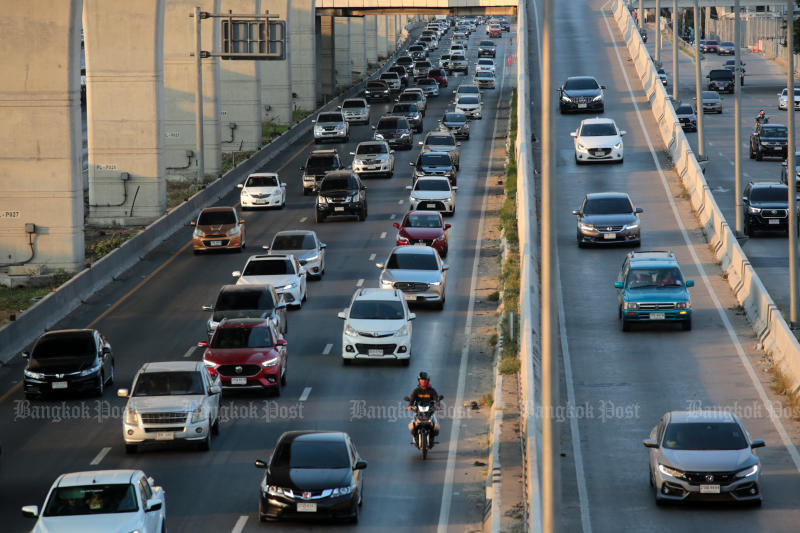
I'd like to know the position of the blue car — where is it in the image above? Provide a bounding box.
[614,251,694,331]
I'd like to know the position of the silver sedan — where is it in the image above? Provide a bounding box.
[377,246,449,309]
[265,230,327,279]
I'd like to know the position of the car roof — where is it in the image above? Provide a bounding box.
[57,470,140,487]
[420,150,453,158]
[247,172,278,178]
[425,132,454,139]
[308,148,338,156]
[416,176,451,183]
[278,430,348,444]
[40,329,95,339]
[566,75,599,82]
[406,210,443,219]
[391,245,438,255]
[274,229,316,237]
[585,191,631,200]
[218,317,271,328]
[749,181,787,189]
[352,287,404,301]
[219,283,272,295]
[667,410,738,424]
[139,361,203,373]
[627,250,678,267]
[247,253,294,261]
[343,97,367,103]
[199,206,235,214]
[580,117,616,126]
[357,140,389,147]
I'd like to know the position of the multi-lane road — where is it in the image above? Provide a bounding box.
[0,24,514,533]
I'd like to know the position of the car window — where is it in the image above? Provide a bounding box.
[246,175,278,187]
[459,86,480,94]
[476,71,493,78]
[272,234,316,250]
[133,371,206,396]
[387,252,439,270]
[357,143,388,155]
[272,439,351,468]
[215,289,274,311]
[414,179,450,191]
[662,422,748,450]
[419,79,436,85]
[444,113,466,123]
[43,484,139,516]
[626,267,683,288]
[564,78,600,90]
[478,59,493,65]
[349,300,406,319]
[579,123,618,136]
[427,135,455,146]
[367,81,386,88]
[306,155,337,172]
[709,70,733,80]
[342,100,365,109]
[398,94,419,103]
[211,326,274,349]
[458,96,480,105]
[243,258,294,276]
[393,104,417,113]
[760,126,788,136]
[317,113,343,122]
[750,186,788,202]
[405,214,442,228]
[377,118,405,129]
[583,196,633,214]
[198,210,236,225]
[32,333,95,361]
[701,91,719,99]
[320,176,352,191]
[421,153,452,166]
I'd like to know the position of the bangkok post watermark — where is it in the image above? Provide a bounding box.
[349,400,474,423]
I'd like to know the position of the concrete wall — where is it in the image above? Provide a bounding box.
[163,0,222,181]
[260,0,293,125]
[377,16,389,60]
[291,0,317,111]
[0,0,84,271]
[351,16,367,78]
[334,17,352,88]
[318,16,336,102]
[365,16,378,67]
[84,0,167,225]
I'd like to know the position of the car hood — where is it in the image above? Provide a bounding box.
[759,135,788,142]
[427,145,456,153]
[443,120,467,128]
[269,467,352,491]
[456,102,480,109]
[271,249,318,262]
[623,286,688,302]
[33,513,143,533]
[675,113,696,120]
[237,274,296,287]
[244,186,281,195]
[750,201,789,209]
[419,164,453,174]
[376,129,408,137]
[197,223,235,234]
[382,269,443,283]
[411,190,452,200]
[211,309,271,323]
[347,318,406,334]
[701,99,720,104]
[316,121,345,127]
[27,356,95,374]
[660,448,755,472]
[400,227,445,239]
[576,135,621,148]
[355,154,390,163]
[320,189,356,198]
[128,395,203,412]
[580,213,638,226]
[563,89,601,98]
[204,347,278,364]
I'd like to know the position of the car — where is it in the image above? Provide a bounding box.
[572,192,642,247]
[478,40,497,57]
[474,70,496,89]
[408,45,427,59]
[427,68,449,87]
[338,288,415,365]
[639,27,647,42]
[698,90,722,113]
[372,115,414,150]
[191,206,245,253]
[387,65,410,87]
[749,123,789,160]
[377,245,449,308]
[570,117,625,164]
[406,176,457,216]
[315,170,368,222]
[419,131,461,168]
[22,329,115,399]
[439,111,470,140]
[778,87,800,110]
[364,79,391,102]
[313,111,349,143]
[449,43,465,56]
[413,40,430,53]
[379,71,402,92]
[203,284,288,338]
[417,77,440,96]
[238,172,286,209]
[558,76,606,113]
[266,230,326,279]
[391,103,424,133]
[742,181,796,236]
[22,470,167,533]
[350,140,395,178]
[722,64,745,84]
[232,254,308,308]
[500,19,510,31]
[644,411,764,505]
[476,58,496,74]
[718,41,736,55]
[411,151,458,185]
[780,152,800,191]
[393,210,451,257]
[448,53,468,74]
[674,104,697,132]
[657,68,668,86]
[419,35,438,50]
[118,361,221,453]
[455,84,482,103]
[412,59,432,80]
[338,98,370,124]
[255,430,366,522]
[706,69,734,93]
[397,91,427,116]
[438,53,451,69]
[199,318,288,395]
[300,148,344,196]
[703,39,720,53]
[453,31,468,43]
[395,55,414,68]
[614,250,694,331]
[488,23,502,37]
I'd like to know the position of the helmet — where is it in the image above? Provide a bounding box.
[418,371,430,387]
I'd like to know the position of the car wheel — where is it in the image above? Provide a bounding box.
[303,189,309,196]
[198,432,211,451]
[125,444,138,454]
[281,364,287,386]
[259,500,269,522]
[621,319,631,332]
[748,146,755,159]
[756,149,763,161]
[211,417,220,436]
[350,501,359,524]
[315,210,325,223]
[743,218,751,236]
[682,317,692,331]
[272,380,281,398]
[342,358,352,366]
[107,361,115,385]
[401,358,410,367]
[95,372,105,397]
[654,486,665,506]
[435,295,445,310]
[577,232,585,248]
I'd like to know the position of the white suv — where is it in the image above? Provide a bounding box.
[338,288,415,366]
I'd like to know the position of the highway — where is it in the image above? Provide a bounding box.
[527,0,800,531]
[0,24,514,533]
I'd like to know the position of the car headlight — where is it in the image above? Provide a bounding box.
[735,464,759,478]
[434,234,445,242]
[400,132,410,138]
[314,126,323,134]
[266,484,292,497]
[396,325,409,337]
[561,94,572,103]
[658,464,687,480]
[592,94,603,102]
[624,223,639,231]
[202,358,217,369]
[281,282,297,290]
[429,281,442,286]
[24,369,45,380]
[577,143,586,151]
[317,196,328,205]
[375,133,385,140]
[193,228,205,237]
[125,407,139,425]
[747,206,762,214]
[79,361,102,377]
[304,254,319,262]
[331,486,353,497]
[271,191,281,197]
[190,404,206,424]
[578,222,594,231]
[261,357,279,367]
[675,301,691,309]
[241,190,250,197]
[623,302,639,310]
[613,142,623,150]
[344,324,359,337]
[228,226,241,236]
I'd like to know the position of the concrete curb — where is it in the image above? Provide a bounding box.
[0,25,423,365]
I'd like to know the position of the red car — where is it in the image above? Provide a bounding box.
[393,210,451,257]
[199,318,287,395]
[488,24,502,38]
[427,68,449,87]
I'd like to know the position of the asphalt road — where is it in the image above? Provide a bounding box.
[0,24,515,533]
[528,0,800,531]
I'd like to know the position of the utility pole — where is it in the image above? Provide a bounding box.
[639,0,644,29]
[656,0,661,65]
[734,0,743,234]
[673,0,679,101]
[541,0,559,530]
[194,6,205,185]
[694,0,705,160]
[787,0,798,326]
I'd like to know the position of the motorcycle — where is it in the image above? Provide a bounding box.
[754,115,769,129]
[405,395,443,459]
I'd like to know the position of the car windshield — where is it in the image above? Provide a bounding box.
[427,135,455,146]
[721,41,734,47]
[378,118,406,129]
[444,113,466,123]
[317,113,342,123]
[583,197,633,214]
[478,60,493,66]
[273,439,350,469]
[398,94,420,103]
[306,156,337,173]
[210,326,273,349]
[320,176,354,191]
[707,40,719,45]
[761,126,787,136]
[393,104,418,113]
[43,484,139,516]
[342,100,365,109]
[405,214,442,228]
[626,267,684,288]
[781,88,800,96]
[381,73,398,80]
[215,290,274,311]
[197,210,236,225]
[349,300,406,319]
[702,91,719,100]
[709,70,733,80]
[662,422,748,450]
[658,69,666,75]
[421,153,452,166]
[357,143,388,155]
[387,252,439,270]
[32,334,95,360]
[367,81,386,89]
[133,371,205,396]
[750,186,788,202]
[243,259,294,276]
[419,79,436,85]
[676,105,694,115]
[415,179,450,191]
[476,72,492,78]
[271,234,316,250]
[480,41,495,46]
[459,86,479,94]
[451,54,465,60]
[458,96,480,105]
[580,123,617,136]
[246,175,278,187]
[564,78,599,90]
[397,57,412,65]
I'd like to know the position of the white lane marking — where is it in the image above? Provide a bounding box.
[299,216,308,223]
[322,343,333,355]
[231,515,248,533]
[602,3,800,476]
[390,214,397,220]
[380,231,387,239]
[299,387,312,401]
[369,253,376,261]
[183,346,195,358]
[437,29,509,533]
[356,278,364,287]
[90,447,111,466]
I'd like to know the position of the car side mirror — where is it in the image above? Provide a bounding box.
[741,196,748,202]
[202,305,214,311]
[299,166,305,171]
[570,132,577,137]
[255,459,268,469]
[239,219,245,224]
[418,141,423,145]
[643,438,659,449]
[445,224,451,229]
[232,271,241,278]
[620,130,627,136]
[376,263,384,269]
[276,339,288,346]
[117,388,130,398]
[406,185,413,190]
[783,161,788,167]
[190,221,196,226]
[614,281,624,289]
[438,395,444,401]
[146,499,162,512]
[393,222,400,228]
[452,186,458,191]
[371,125,376,129]
[442,264,450,271]
[320,243,327,249]
[409,162,416,166]
[338,311,347,319]
[457,142,462,146]
[600,85,606,89]
[751,439,766,449]
[685,280,695,287]
[635,207,643,213]
[210,383,221,394]
[361,185,367,190]
[337,105,342,110]
[281,182,287,187]
[236,183,244,189]
[409,312,417,320]
[21,351,30,359]
[571,209,580,215]
[350,152,356,156]
[311,119,316,123]
[354,460,368,470]
[299,267,306,276]
[21,505,39,518]
[197,340,209,348]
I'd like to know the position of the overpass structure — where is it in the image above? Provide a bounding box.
[636,0,787,6]
[316,0,516,16]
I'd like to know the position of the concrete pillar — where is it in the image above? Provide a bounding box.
[260,0,293,125]
[163,0,222,182]
[0,1,83,271]
[335,17,352,89]
[387,15,397,53]
[85,0,166,225]
[290,0,317,113]
[317,16,336,102]
[377,16,389,60]
[365,16,378,68]
[351,17,367,79]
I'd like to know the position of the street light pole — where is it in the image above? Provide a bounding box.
[734,0,743,234]
[639,0,644,29]
[694,0,705,160]
[193,7,206,186]
[787,0,798,326]
[673,0,679,101]
[656,0,661,65]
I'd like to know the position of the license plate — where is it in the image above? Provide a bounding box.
[699,484,720,494]
[578,103,587,109]
[254,199,266,204]
[51,381,67,390]
[427,203,437,208]
[769,219,780,224]
[368,349,384,356]
[297,502,317,513]
[155,432,174,441]
[649,312,666,320]
[334,207,345,212]
[230,377,247,385]
[603,233,616,240]
[210,240,222,246]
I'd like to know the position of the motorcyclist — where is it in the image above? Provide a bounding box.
[407,371,441,445]
[755,109,768,127]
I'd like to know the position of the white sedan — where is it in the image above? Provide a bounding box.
[238,172,286,209]
[22,469,167,533]
[233,254,308,308]
[571,117,626,164]
[407,176,457,216]
[476,58,495,74]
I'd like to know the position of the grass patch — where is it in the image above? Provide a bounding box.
[222,151,257,173]
[86,232,137,263]
[293,108,313,124]
[487,291,500,302]
[262,121,290,144]
[0,269,73,327]
[489,333,499,347]
[499,357,521,375]
[482,393,494,407]
[166,178,215,209]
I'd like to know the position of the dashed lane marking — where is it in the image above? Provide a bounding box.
[90,447,111,466]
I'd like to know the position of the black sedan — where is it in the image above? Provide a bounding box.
[558,76,605,113]
[439,111,470,140]
[255,431,367,523]
[573,192,642,247]
[372,116,414,150]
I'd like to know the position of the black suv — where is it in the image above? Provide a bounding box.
[742,182,794,236]
[372,115,414,150]
[478,40,497,58]
[387,65,410,87]
[392,103,423,133]
[411,151,458,185]
[364,80,391,102]
[750,123,788,161]
[203,284,288,338]
[300,149,343,195]
[315,171,368,223]
[706,69,734,93]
